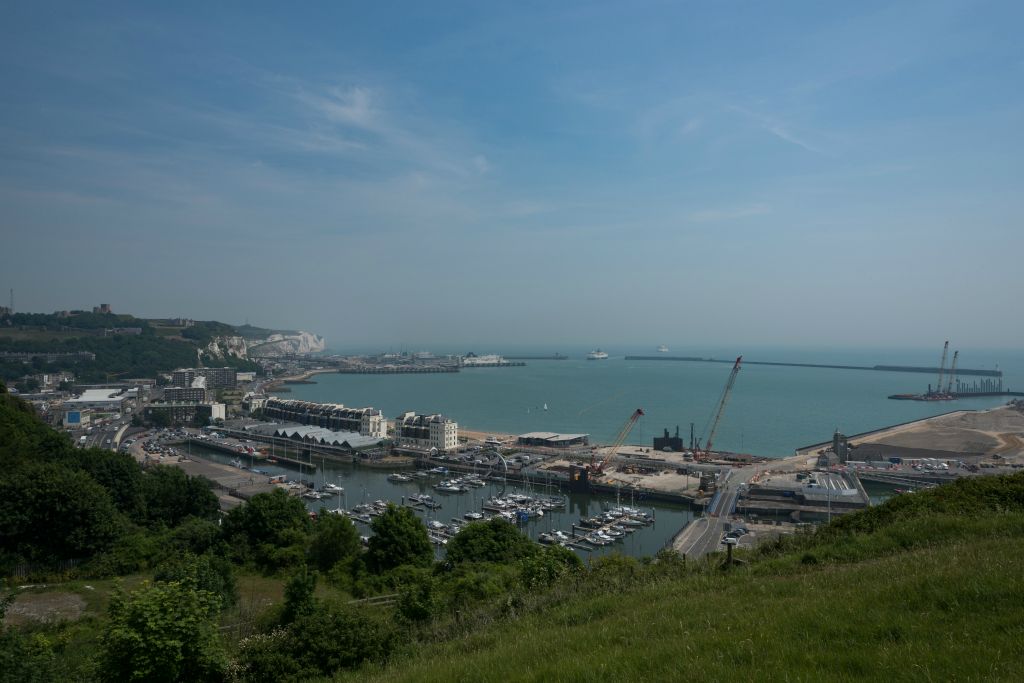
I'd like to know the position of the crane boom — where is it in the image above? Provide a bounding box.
[703,356,742,456]
[594,408,644,473]
[946,350,959,394]
[936,341,949,395]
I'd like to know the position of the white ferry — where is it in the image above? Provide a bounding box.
[658,345,669,353]
[586,349,609,360]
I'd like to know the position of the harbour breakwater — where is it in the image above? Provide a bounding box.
[625,356,1002,377]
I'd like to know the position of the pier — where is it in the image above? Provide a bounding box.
[625,355,1002,377]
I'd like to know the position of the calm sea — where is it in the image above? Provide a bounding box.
[283,345,1023,457]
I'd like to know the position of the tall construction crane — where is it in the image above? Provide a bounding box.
[945,350,959,395]
[935,341,949,396]
[697,356,743,459]
[591,408,644,474]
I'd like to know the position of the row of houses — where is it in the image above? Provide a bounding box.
[262,398,387,438]
[261,397,458,452]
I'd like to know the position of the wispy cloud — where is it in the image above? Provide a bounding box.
[728,105,826,155]
[687,203,772,223]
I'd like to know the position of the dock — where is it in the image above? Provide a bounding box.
[624,355,1002,377]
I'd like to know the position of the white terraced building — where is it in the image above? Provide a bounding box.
[262,398,387,438]
[394,411,459,452]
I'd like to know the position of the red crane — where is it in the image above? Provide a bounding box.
[591,408,645,474]
[697,356,743,460]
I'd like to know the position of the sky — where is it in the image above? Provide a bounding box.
[2,1,1022,351]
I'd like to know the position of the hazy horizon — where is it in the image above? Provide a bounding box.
[3,2,1023,349]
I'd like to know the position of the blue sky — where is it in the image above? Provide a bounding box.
[2,1,1022,350]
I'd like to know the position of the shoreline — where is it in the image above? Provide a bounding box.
[264,368,338,392]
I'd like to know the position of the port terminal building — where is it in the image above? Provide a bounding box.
[270,425,382,450]
[517,432,590,448]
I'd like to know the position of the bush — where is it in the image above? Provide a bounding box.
[308,513,361,572]
[97,579,227,682]
[154,552,238,609]
[365,505,432,573]
[445,518,537,566]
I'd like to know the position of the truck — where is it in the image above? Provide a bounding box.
[79,436,88,446]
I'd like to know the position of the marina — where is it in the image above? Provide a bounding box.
[185,441,694,559]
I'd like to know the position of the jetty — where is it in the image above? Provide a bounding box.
[625,355,1002,377]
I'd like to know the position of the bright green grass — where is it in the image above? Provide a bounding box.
[343,519,1024,682]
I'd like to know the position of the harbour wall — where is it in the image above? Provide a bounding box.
[625,356,1002,377]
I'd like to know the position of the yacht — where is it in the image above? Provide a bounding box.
[586,349,609,360]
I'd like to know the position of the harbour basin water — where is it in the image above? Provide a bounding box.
[190,444,694,559]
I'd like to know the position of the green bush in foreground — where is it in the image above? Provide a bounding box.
[97,579,226,683]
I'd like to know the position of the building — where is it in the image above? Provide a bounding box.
[394,411,459,452]
[263,398,387,438]
[64,388,137,414]
[243,393,267,413]
[236,371,256,383]
[171,367,238,389]
[272,425,381,450]
[653,426,685,452]
[517,432,590,448]
[63,408,92,428]
[0,351,96,363]
[145,401,225,425]
[93,303,112,314]
[163,386,208,402]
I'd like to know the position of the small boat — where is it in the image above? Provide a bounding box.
[387,473,412,483]
[324,483,344,492]
[464,511,485,521]
[543,403,548,411]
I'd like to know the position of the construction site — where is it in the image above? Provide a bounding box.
[889,340,1022,401]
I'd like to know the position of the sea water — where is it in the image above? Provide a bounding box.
[281,345,1021,456]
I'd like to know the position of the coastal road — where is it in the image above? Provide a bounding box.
[674,458,803,558]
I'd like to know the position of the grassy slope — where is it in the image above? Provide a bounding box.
[346,514,1024,682]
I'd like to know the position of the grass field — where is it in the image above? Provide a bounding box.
[340,513,1024,682]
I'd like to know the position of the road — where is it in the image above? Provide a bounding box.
[673,453,814,558]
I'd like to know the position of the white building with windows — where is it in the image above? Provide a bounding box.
[394,411,459,452]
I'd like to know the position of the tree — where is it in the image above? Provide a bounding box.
[221,489,311,570]
[445,518,537,565]
[280,567,318,625]
[97,580,227,683]
[308,513,361,572]
[0,463,123,566]
[140,465,219,527]
[70,448,145,520]
[365,504,432,572]
[154,552,237,609]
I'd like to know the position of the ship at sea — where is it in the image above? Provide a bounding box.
[657,345,669,353]
[586,349,609,360]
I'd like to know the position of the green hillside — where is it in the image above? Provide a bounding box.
[3,376,1023,681]
[340,480,1024,682]
[0,311,260,382]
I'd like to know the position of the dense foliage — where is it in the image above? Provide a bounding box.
[0,382,220,573]
[0,311,260,382]
[97,578,227,682]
